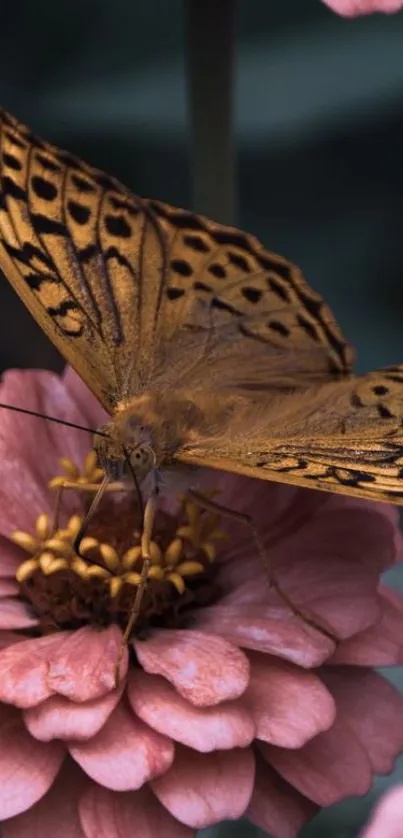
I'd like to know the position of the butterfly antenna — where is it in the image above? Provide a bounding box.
[0,402,109,436]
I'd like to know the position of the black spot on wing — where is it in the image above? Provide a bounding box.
[208,263,226,279]
[31,176,58,202]
[4,131,25,149]
[71,174,95,194]
[77,244,98,264]
[105,215,131,238]
[170,259,193,277]
[3,152,21,170]
[183,234,210,253]
[167,287,185,300]
[227,251,251,272]
[296,314,319,342]
[2,240,54,269]
[36,154,61,173]
[242,286,262,304]
[377,404,395,419]
[68,200,91,225]
[2,175,26,201]
[350,392,364,408]
[268,320,290,337]
[31,214,67,236]
[47,299,80,317]
[268,276,290,302]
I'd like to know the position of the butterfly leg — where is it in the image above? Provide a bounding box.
[188,489,336,642]
[114,492,158,685]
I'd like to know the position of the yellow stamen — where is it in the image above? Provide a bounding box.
[46,558,69,574]
[176,561,205,576]
[176,525,194,541]
[83,450,98,478]
[109,576,123,598]
[99,544,120,572]
[11,532,38,553]
[67,515,84,537]
[168,572,185,594]
[149,541,162,565]
[39,551,57,574]
[48,476,66,489]
[71,557,91,578]
[86,565,110,580]
[124,571,142,586]
[122,546,142,570]
[164,537,183,566]
[59,457,79,479]
[79,537,100,555]
[43,537,73,557]
[202,543,217,562]
[185,502,200,530]
[16,558,39,582]
[148,565,164,581]
[36,513,50,540]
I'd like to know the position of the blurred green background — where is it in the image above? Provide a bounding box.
[1,0,403,835]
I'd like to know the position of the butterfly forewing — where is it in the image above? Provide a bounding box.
[2,106,403,505]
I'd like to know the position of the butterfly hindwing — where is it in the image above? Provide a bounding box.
[177,365,403,502]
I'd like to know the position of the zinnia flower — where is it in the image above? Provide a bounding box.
[322,0,403,15]
[0,366,403,838]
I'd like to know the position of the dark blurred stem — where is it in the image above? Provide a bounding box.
[185,0,237,225]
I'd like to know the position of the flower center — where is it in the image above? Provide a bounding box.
[12,452,225,636]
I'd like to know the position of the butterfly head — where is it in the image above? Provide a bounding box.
[93,420,157,485]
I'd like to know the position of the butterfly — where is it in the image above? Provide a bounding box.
[1,105,403,509]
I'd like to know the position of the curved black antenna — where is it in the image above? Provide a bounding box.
[0,402,109,437]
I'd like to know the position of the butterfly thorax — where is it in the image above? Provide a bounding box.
[93,389,233,486]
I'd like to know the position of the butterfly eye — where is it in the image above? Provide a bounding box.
[130,444,156,481]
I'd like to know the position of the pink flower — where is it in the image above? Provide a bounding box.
[0,367,403,838]
[322,0,403,15]
[360,786,403,837]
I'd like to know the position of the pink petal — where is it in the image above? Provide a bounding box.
[134,629,250,707]
[0,598,38,630]
[247,754,318,838]
[321,668,403,773]
[47,626,128,701]
[24,686,123,742]
[244,653,335,748]
[0,370,94,535]
[263,505,395,639]
[360,786,403,838]
[152,744,255,830]
[0,632,71,708]
[69,700,174,791]
[260,718,372,806]
[127,669,255,752]
[194,605,335,667]
[0,632,26,651]
[0,579,19,596]
[0,703,65,819]
[322,0,403,15]
[79,784,194,838]
[0,538,26,579]
[2,759,85,838]
[330,590,403,666]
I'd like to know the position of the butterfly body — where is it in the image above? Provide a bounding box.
[1,106,403,505]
